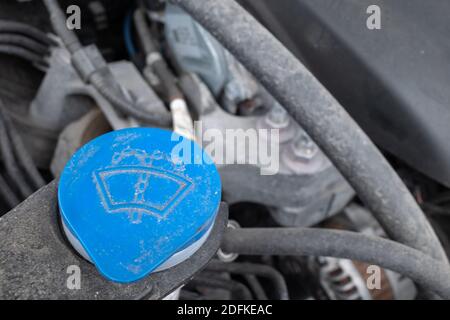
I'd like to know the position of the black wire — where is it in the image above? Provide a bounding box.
[0,44,46,65]
[431,191,450,205]
[133,9,183,103]
[0,20,56,47]
[0,108,45,189]
[133,8,157,56]
[422,203,450,216]
[244,274,268,300]
[206,261,289,300]
[89,72,172,126]
[0,109,34,198]
[179,290,206,300]
[0,34,49,55]
[189,276,253,300]
[0,172,20,209]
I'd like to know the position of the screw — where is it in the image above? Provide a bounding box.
[217,220,240,263]
[293,133,318,160]
[265,104,290,128]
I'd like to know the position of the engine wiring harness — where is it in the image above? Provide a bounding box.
[0,0,448,300]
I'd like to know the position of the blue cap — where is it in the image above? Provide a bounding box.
[58,128,221,283]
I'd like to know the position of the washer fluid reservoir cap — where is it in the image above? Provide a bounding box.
[58,128,221,283]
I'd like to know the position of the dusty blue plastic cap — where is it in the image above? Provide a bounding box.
[58,128,221,283]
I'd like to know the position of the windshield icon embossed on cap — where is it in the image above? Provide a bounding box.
[93,147,194,224]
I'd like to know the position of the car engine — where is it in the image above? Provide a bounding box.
[0,0,450,301]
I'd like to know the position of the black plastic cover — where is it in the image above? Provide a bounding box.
[242,0,450,186]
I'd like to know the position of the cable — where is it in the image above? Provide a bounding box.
[206,261,289,300]
[222,228,450,299]
[0,34,49,55]
[133,9,157,57]
[43,0,172,126]
[42,0,81,54]
[0,172,20,209]
[244,275,268,300]
[179,290,205,300]
[171,0,447,262]
[0,108,46,189]
[133,9,183,102]
[0,44,46,65]
[431,191,450,205]
[89,72,172,125]
[422,203,450,216]
[0,110,34,198]
[0,20,56,47]
[189,276,253,300]
[133,8,194,138]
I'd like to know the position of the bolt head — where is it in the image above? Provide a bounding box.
[293,133,318,160]
[265,104,290,128]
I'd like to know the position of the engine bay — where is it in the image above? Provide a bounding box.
[0,0,450,301]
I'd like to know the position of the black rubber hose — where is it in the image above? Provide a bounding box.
[179,290,205,300]
[0,110,34,198]
[89,72,172,126]
[133,9,157,56]
[0,173,20,209]
[222,228,450,299]
[0,34,49,55]
[190,276,253,300]
[0,20,56,47]
[0,109,46,189]
[171,0,447,262]
[206,261,289,300]
[133,9,183,102]
[244,274,268,300]
[0,44,46,65]
[42,0,81,54]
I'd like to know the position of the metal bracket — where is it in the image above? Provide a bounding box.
[0,181,228,299]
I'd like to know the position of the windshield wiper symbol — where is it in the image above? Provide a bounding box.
[93,148,194,224]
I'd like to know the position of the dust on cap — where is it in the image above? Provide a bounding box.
[58,128,221,283]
